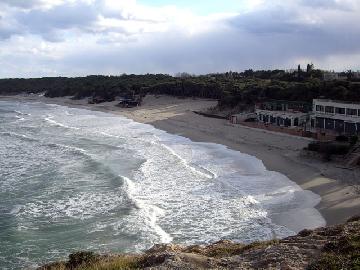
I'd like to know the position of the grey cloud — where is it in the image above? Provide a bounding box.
[0,14,22,40]
[54,1,360,76]
[55,22,360,76]
[0,0,44,9]
[227,3,360,56]
[16,2,99,34]
[300,0,354,10]
[229,8,319,34]
[0,0,135,42]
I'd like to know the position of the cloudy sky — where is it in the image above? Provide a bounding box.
[0,0,359,78]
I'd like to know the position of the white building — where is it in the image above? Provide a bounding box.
[310,99,360,135]
[255,101,310,128]
[323,72,339,81]
[353,71,360,79]
[256,109,308,127]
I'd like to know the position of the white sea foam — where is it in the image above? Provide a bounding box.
[0,131,38,142]
[123,176,173,244]
[10,205,22,215]
[16,191,126,220]
[44,116,79,130]
[157,142,215,179]
[15,115,25,121]
[14,110,30,116]
[47,143,88,155]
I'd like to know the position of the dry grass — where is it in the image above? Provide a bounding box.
[184,239,279,258]
[307,234,360,270]
[76,255,142,270]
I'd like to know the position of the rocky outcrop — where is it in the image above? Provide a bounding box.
[39,216,360,270]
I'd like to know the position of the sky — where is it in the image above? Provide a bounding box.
[0,0,359,78]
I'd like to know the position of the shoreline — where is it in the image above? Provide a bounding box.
[1,94,360,227]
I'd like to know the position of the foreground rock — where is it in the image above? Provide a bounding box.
[39,216,360,270]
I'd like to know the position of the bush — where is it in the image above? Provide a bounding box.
[350,135,358,145]
[66,252,99,269]
[320,143,350,155]
[336,135,348,142]
[306,141,350,160]
[307,142,320,152]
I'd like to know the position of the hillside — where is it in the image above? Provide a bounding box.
[39,216,360,270]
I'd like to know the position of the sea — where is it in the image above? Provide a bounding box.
[0,100,325,269]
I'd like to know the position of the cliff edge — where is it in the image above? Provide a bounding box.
[39,216,360,270]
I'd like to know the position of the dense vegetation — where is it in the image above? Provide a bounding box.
[1,68,360,108]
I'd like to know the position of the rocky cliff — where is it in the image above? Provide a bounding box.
[40,216,360,270]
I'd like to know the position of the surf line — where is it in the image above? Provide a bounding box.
[122,176,173,243]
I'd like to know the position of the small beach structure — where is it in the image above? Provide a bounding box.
[88,96,107,104]
[255,100,311,128]
[117,95,142,108]
[230,113,257,124]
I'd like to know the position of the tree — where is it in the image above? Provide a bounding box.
[346,70,354,80]
[307,63,314,73]
[244,69,254,78]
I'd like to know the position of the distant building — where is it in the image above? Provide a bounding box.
[323,72,339,81]
[310,99,360,135]
[323,71,348,81]
[285,69,298,73]
[353,71,360,79]
[255,100,311,128]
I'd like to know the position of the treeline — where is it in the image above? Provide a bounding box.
[0,74,223,100]
[0,72,360,109]
[217,79,360,108]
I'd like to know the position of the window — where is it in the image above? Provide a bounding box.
[347,108,357,116]
[316,117,325,129]
[325,118,335,130]
[358,109,360,116]
[325,106,334,113]
[335,107,345,114]
[335,120,345,133]
[294,118,299,126]
[316,105,324,112]
[345,122,356,134]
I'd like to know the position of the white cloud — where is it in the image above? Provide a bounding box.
[0,0,359,77]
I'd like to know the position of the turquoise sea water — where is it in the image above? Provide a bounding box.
[0,100,325,269]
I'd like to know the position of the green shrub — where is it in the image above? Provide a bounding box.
[336,135,348,142]
[320,143,350,155]
[66,252,99,269]
[307,142,320,152]
[350,135,358,145]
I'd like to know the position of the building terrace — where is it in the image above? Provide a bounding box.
[311,99,360,136]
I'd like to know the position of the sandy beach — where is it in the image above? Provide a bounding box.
[1,94,360,227]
